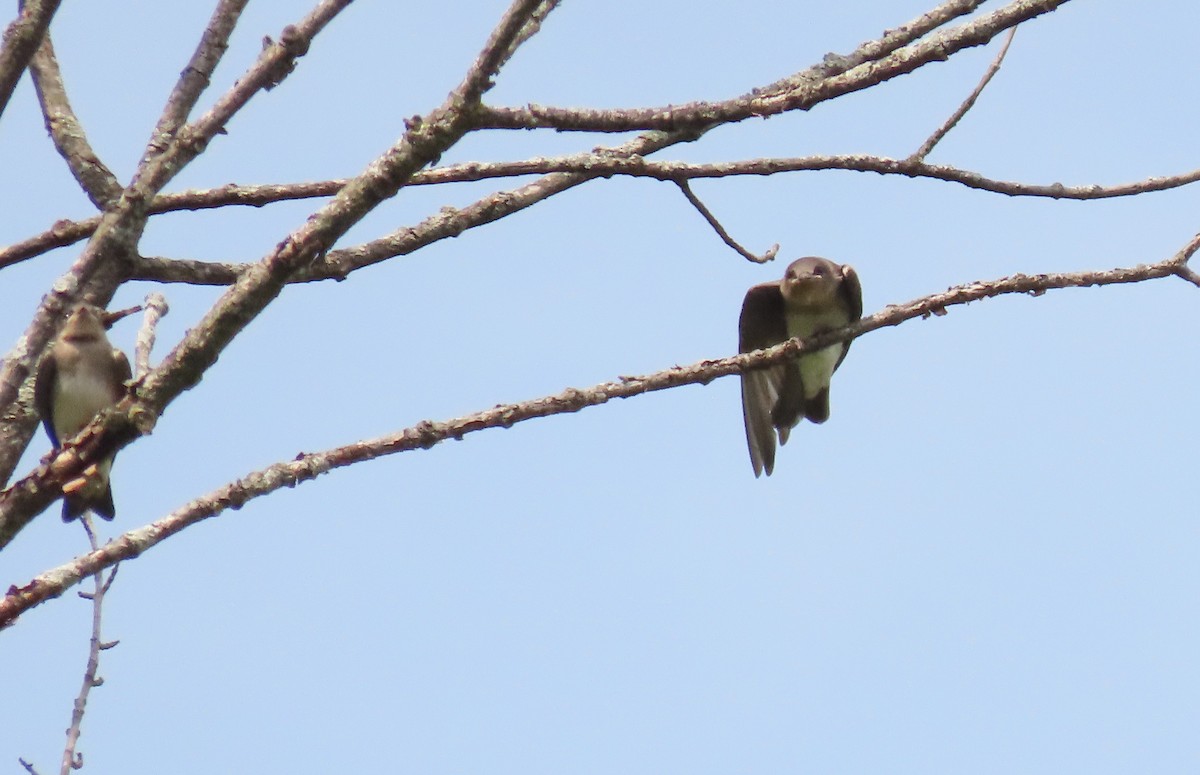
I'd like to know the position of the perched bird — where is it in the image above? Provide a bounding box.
[739,257,862,477]
[34,304,132,521]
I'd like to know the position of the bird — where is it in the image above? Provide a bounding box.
[738,257,862,477]
[34,304,132,521]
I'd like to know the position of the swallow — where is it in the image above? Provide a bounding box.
[34,304,132,520]
[739,257,862,477]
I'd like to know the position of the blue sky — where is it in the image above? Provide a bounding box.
[3,1,1200,772]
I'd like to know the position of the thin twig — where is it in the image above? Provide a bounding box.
[60,514,118,775]
[910,27,1017,161]
[100,305,142,329]
[135,294,169,378]
[4,231,1199,625]
[676,180,778,263]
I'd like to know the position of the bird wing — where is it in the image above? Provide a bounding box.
[739,282,787,477]
[33,352,60,447]
[833,263,864,370]
[110,348,132,396]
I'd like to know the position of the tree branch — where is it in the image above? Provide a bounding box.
[134,294,169,378]
[59,517,118,775]
[120,155,1200,285]
[8,150,1200,282]
[911,27,1017,161]
[29,34,122,206]
[140,0,250,163]
[0,0,62,120]
[473,0,1070,133]
[675,180,778,263]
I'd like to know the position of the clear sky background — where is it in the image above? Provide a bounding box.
[3,1,1200,772]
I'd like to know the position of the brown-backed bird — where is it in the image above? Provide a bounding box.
[34,304,132,521]
[739,257,862,477]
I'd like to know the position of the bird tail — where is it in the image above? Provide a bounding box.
[61,485,116,522]
[804,387,831,424]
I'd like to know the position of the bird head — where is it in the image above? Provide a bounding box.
[779,257,841,308]
[60,304,107,343]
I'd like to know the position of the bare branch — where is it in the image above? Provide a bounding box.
[99,305,142,330]
[0,219,99,271]
[490,0,562,82]
[60,515,117,775]
[9,149,1200,282]
[1172,264,1200,288]
[122,156,1200,285]
[141,0,250,162]
[675,180,778,264]
[5,231,1199,626]
[134,294,169,378]
[474,0,1070,133]
[29,35,122,206]
[0,0,62,120]
[756,0,987,98]
[911,27,1017,161]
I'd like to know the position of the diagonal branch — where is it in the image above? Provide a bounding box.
[29,34,122,207]
[126,0,351,199]
[911,27,1017,161]
[59,516,119,775]
[5,230,1199,626]
[140,0,250,163]
[675,180,778,263]
[0,0,62,120]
